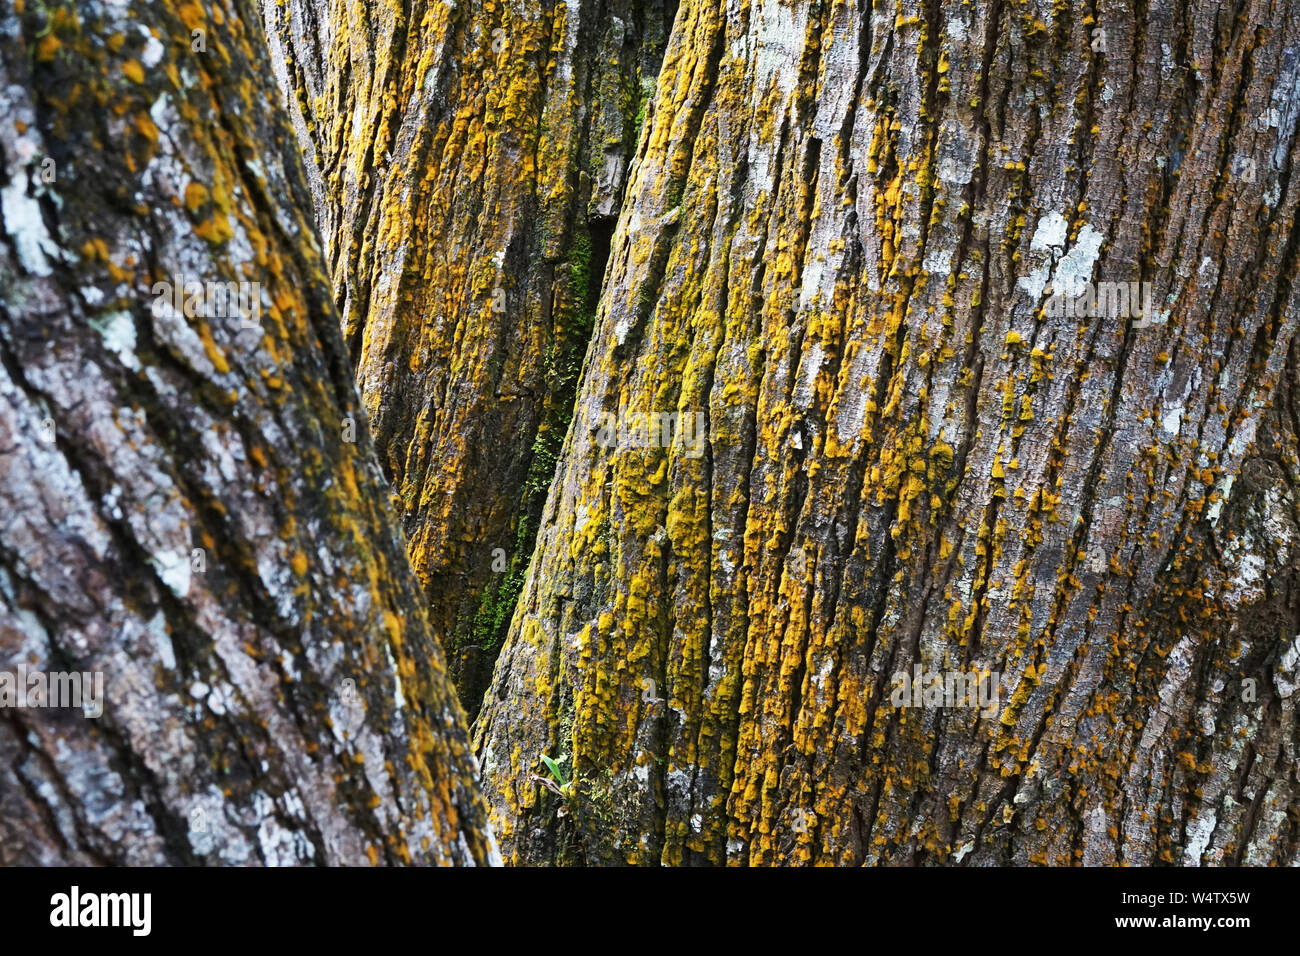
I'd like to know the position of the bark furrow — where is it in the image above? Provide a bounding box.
[260,0,676,714]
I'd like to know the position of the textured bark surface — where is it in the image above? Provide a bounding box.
[0,0,496,865]
[476,0,1300,864]
[260,0,675,715]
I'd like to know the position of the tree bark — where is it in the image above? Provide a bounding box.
[475,0,1300,865]
[0,0,496,865]
[259,0,675,715]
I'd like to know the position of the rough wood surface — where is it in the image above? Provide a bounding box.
[259,0,675,714]
[0,0,496,865]
[475,0,1300,865]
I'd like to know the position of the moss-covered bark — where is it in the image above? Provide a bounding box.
[0,0,495,865]
[259,0,675,716]
[476,0,1300,865]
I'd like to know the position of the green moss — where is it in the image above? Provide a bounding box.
[632,85,650,144]
[455,227,597,658]
[567,228,593,325]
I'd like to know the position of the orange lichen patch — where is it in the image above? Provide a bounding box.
[133,111,159,143]
[194,321,230,374]
[80,238,110,262]
[193,212,234,245]
[184,181,210,212]
[37,34,61,61]
[177,2,206,33]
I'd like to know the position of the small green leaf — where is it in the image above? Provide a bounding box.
[540,754,567,786]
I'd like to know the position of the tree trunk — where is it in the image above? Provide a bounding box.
[258,0,675,716]
[0,0,495,865]
[475,0,1300,865]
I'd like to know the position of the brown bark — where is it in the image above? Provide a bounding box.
[259,0,675,715]
[0,0,495,865]
[475,0,1300,865]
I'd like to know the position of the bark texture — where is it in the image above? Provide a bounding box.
[476,0,1300,865]
[259,0,675,714]
[0,0,496,865]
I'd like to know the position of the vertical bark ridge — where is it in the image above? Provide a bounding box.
[476,0,1300,865]
[0,0,496,865]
